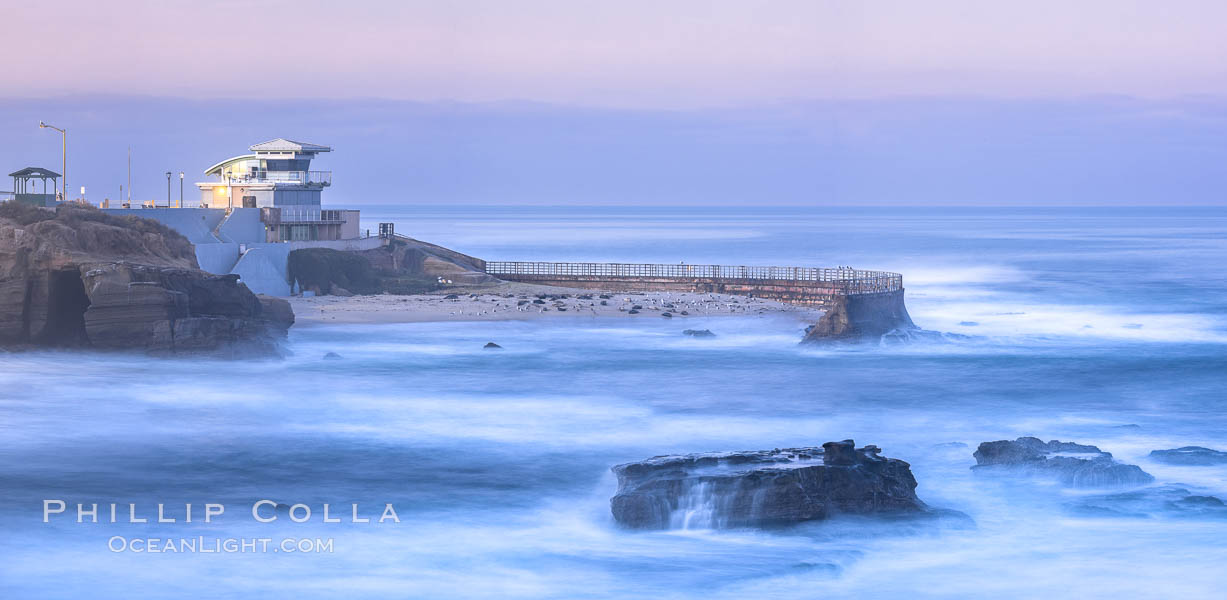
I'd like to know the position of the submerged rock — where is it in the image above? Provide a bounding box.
[322,352,343,360]
[483,342,502,349]
[1149,446,1227,466]
[682,329,716,338]
[1065,485,1227,519]
[610,440,930,530]
[972,437,1154,487]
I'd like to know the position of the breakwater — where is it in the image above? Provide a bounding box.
[483,261,902,306]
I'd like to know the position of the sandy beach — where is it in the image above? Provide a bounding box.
[288,281,822,326]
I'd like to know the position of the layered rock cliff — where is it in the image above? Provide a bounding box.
[0,202,292,354]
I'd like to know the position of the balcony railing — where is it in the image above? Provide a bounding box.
[225,171,331,186]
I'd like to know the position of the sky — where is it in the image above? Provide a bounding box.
[2,1,1225,205]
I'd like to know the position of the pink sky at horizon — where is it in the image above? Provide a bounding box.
[5,0,1227,109]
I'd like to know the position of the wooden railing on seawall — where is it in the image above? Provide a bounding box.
[483,261,903,305]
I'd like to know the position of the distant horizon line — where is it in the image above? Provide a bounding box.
[4,92,1227,111]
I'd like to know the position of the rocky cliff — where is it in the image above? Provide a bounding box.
[0,202,292,354]
[289,237,495,296]
[802,289,916,343]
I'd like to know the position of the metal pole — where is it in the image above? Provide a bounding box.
[38,122,67,201]
[165,171,171,208]
[179,172,184,208]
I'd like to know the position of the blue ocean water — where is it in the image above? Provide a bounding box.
[2,206,1226,599]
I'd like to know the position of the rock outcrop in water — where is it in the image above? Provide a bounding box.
[0,202,292,354]
[610,440,928,529]
[801,290,916,343]
[1148,446,1227,466]
[972,437,1154,487]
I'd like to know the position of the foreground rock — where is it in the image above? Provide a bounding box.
[0,203,292,354]
[972,437,1154,487]
[610,440,930,529]
[801,290,916,343]
[1148,446,1227,466]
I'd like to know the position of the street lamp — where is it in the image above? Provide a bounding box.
[165,171,172,208]
[38,121,66,202]
[179,172,184,208]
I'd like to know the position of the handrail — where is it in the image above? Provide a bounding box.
[224,171,331,185]
[483,261,902,295]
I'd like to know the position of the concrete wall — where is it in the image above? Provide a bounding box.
[100,207,380,296]
[341,210,360,241]
[194,243,241,274]
[102,207,270,246]
[102,208,226,244]
[215,208,267,244]
[231,246,292,296]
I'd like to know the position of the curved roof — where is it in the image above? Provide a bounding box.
[204,154,258,176]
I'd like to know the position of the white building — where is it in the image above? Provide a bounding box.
[196,138,358,241]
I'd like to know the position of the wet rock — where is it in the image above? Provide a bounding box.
[972,437,1154,487]
[1149,446,1227,466]
[1065,485,1227,519]
[661,312,673,318]
[323,352,343,360]
[483,342,502,349]
[610,440,931,529]
[683,329,716,338]
[628,309,639,314]
[444,294,459,300]
[933,441,968,449]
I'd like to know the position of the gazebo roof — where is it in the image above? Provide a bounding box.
[9,167,61,178]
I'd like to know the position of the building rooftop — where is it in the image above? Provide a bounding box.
[249,139,331,153]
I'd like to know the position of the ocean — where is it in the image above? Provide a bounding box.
[2,205,1225,598]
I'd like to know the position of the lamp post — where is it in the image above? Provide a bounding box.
[38,121,66,202]
[165,171,172,208]
[179,172,184,208]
